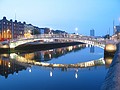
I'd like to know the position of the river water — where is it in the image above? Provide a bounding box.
[0,44,112,90]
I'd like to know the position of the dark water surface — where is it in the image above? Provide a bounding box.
[0,44,111,90]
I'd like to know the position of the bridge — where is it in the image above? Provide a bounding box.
[0,34,106,49]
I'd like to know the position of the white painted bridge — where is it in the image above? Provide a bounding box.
[7,34,105,49]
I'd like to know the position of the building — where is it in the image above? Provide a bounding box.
[0,16,24,40]
[24,24,34,38]
[39,28,52,34]
[33,26,40,35]
[111,25,120,40]
[13,20,24,38]
[0,16,68,41]
[114,25,120,34]
[39,28,45,34]
[90,29,95,36]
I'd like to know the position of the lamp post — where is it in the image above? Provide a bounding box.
[119,17,120,25]
[75,27,78,35]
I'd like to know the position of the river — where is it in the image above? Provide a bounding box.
[0,44,112,90]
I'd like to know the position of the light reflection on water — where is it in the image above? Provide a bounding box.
[0,44,113,90]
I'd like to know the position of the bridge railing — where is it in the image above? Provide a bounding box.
[9,34,106,49]
[12,34,98,41]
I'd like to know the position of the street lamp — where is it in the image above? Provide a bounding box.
[49,28,52,34]
[75,27,78,35]
[119,17,120,25]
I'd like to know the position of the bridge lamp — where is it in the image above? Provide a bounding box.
[49,28,53,34]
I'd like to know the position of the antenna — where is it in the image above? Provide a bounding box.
[109,27,110,35]
[15,13,16,20]
[119,17,120,25]
[15,10,16,20]
[113,20,115,34]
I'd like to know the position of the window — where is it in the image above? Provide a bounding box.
[20,31,22,34]
[4,26,6,28]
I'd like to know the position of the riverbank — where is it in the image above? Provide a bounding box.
[101,43,120,90]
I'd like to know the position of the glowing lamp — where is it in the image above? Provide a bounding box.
[105,44,116,53]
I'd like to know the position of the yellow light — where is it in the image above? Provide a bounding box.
[8,62,11,68]
[0,60,2,65]
[7,29,10,32]
[2,45,9,48]
[105,44,117,52]
[105,57,112,65]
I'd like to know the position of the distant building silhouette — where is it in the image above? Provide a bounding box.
[90,29,95,36]
[112,25,120,40]
[114,25,120,34]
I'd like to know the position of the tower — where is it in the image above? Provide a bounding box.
[90,29,95,36]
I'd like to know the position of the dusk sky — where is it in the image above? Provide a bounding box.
[0,0,120,36]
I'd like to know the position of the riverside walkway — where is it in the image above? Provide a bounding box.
[101,43,120,90]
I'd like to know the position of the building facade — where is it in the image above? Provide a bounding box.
[0,16,68,41]
[111,25,120,41]
[0,17,24,40]
[114,25,120,34]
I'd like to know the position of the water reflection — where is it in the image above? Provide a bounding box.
[19,44,86,62]
[104,54,114,68]
[90,46,95,53]
[0,44,113,79]
[0,58,27,78]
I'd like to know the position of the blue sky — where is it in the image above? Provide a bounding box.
[0,0,120,36]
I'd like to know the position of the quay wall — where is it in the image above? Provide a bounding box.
[101,43,120,90]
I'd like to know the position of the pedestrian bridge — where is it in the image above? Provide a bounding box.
[8,34,105,49]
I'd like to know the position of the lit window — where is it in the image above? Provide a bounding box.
[20,31,22,34]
